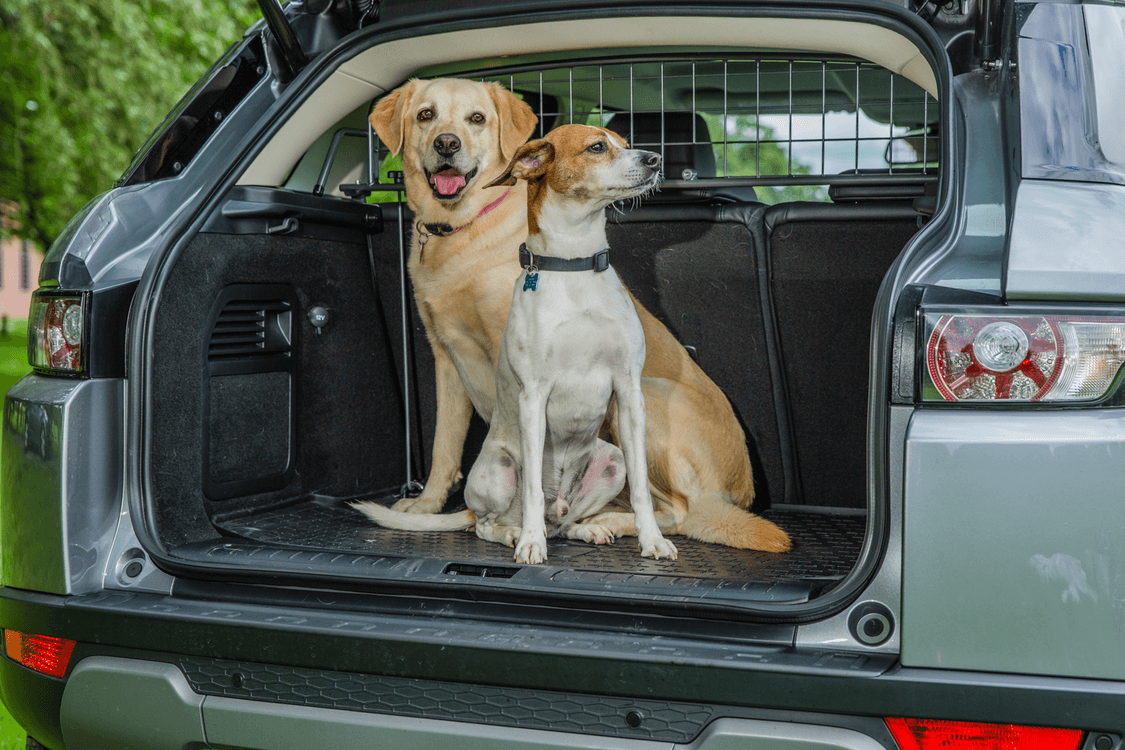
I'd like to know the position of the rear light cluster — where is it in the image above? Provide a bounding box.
[28,291,87,376]
[887,718,1084,750]
[4,629,77,679]
[924,313,1125,402]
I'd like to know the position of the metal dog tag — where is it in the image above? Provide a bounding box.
[523,267,539,292]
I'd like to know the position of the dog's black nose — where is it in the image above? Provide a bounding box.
[433,133,461,156]
[641,151,662,170]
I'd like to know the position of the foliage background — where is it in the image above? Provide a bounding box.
[0,0,259,743]
[0,0,260,250]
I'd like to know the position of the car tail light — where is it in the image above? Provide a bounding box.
[28,291,87,376]
[923,313,1125,402]
[4,629,77,678]
[887,718,1084,750]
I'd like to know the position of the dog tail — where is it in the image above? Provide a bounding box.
[351,502,476,531]
[679,491,792,552]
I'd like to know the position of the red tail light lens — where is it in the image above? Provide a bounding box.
[28,291,87,376]
[924,313,1125,402]
[4,629,77,678]
[886,718,1084,750]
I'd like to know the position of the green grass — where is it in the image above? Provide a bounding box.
[0,324,29,396]
[0,323,31,748]
[0,712,25,750]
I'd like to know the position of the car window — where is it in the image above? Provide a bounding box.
[297,53,939,206]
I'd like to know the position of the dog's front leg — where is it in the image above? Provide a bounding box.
[513,389,549,564]
[616,378,678,560]
[392,344,473,514]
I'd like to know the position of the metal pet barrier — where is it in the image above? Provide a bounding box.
[318,54,941,495]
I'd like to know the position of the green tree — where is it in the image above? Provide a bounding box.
[0,0,260,249]
[704,114,828,205]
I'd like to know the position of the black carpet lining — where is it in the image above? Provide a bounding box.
[146,193,917,594]
[768,216,919,507]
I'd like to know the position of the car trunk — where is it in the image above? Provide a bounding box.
[141,187,920,610]
[141,47,936,615]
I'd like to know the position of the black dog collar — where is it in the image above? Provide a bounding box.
[519,243,610,273]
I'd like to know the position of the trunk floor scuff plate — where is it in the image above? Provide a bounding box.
[214,498,864,590]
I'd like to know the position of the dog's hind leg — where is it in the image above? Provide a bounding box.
[592,454,791,552]
[465,440,523,549]
[475,520,522,548]
[564,439,627,546]
[583,483,687,539]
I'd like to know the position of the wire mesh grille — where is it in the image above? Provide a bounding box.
[356,54,939,200]
[468,57,938,189]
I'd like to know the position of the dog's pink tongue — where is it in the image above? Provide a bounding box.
[432,171,466,195]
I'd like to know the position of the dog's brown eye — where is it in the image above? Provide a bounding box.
[470,112,485,124]
[417,109,434,122]
[587,141,607,153]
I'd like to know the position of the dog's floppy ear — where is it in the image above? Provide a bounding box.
[487,82,539,162]
[370,79,420,156]
[484,139,554,188]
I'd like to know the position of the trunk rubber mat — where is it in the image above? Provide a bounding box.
[215,495,864,589]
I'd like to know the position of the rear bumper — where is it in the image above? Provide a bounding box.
[3,586,1125,750]
[60,656,897,750]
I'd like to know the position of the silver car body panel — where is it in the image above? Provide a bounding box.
[1,375,124,595]
[902,408,1125,679]
[1007,3,1125,299]
[1018,3,1125,186]
[916,71,1009,295]
[1007,179,1125,301]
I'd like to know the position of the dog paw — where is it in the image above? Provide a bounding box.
[573,524,615,545]
[514,532,548,564]
[498,526,521,548]
[640,535,678,560]
[391,493,443,514]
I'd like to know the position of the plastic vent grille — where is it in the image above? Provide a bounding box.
[208,299,291,360]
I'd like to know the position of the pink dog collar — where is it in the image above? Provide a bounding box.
[418,187,512,250]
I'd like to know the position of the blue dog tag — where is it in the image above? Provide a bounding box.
[523,270,539,292]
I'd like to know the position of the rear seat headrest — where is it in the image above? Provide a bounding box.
[603,111,758,203]
[604,112,717,180]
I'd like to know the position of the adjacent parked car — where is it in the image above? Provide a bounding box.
[3,0,1125,748]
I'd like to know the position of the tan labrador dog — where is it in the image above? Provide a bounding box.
[353,78,790,553]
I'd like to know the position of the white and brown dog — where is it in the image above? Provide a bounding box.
[353,78,790,554]
[361,125,676,563]
[478,125,679,562]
